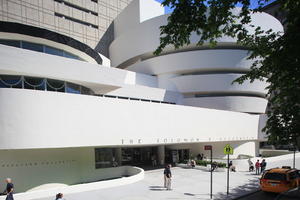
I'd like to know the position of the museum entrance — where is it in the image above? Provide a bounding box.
[121,147,158,167]
[165,148,190,164]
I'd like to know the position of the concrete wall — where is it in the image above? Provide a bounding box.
[110,3,283,114]
[0,147,143,193]
[167,141,259,159]
[0,88,262,150]
[109,9,283,68]
[114,0,164,39]
[0,44,183,102]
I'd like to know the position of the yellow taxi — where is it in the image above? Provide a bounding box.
[260,167,300,193]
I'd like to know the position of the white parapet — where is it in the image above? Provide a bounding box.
[0,166,144,200]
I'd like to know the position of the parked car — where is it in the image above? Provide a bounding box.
[260,167,300,193]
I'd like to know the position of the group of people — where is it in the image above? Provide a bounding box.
[248,158,267,174]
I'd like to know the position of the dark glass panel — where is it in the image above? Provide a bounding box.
[63,51,80,60]
[263,173,287,181]
[24,77,45,90]
[81,86,92,95]
[0,40,21,48]
[66,82,80,94]
[47,79,65,92]
[0,75,22,88]
[44,46,63,56]
[95,148,113,169]
[22,41,43,52]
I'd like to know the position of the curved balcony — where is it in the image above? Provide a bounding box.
[109,10,283,68]
[182,96,268,113]
[171,74,267,97]
[127,49,254,75]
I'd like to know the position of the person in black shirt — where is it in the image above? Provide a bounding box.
[163,165,168,188]
[260,159,267,174]
[3,178,14,200]
[165,164,172,190]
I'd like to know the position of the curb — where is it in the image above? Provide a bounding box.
[232,189,261,200]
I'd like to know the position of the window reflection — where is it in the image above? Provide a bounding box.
[24,77,45,90]
[95,148,116,169]
[45,46,63,56]
[0,75,93,95]
[0,40,21,48]
[0,40,83,61]
[0,75,22,88]
[66,83,80,94]
[22,41,43,52]
[47,79,65,92]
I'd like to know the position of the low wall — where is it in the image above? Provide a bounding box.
[260,149,292,157]
[231,153,300,172]
[0,166,144,200]
[177,163,225,172]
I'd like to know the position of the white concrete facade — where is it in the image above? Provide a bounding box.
[0,0,283,194]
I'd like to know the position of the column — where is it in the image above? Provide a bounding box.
[115,148,122,166]
[157,145,165,166]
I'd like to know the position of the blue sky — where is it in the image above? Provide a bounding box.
[155,0,276,14]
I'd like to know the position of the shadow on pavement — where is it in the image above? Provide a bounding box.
[213,177,260,199]
[149,185,166,191]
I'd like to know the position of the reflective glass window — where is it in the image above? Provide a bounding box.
[45,46,63,56]
[95,148,114,169]
[66,82,80,94]
[263,173,287,181]
[47,79,65,92]
[63,51,80,60]
[0,75,22,88]
[0,40,21,48]
[24,77,45,90]
[81,86,92,95]
[22,41,43,52]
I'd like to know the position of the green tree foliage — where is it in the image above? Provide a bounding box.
[155,0,300,149]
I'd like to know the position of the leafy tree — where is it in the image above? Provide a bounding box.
[154,0,300,149]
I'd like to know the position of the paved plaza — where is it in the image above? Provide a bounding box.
[42,167,260,200]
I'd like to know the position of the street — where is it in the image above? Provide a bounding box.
[238,190,300,200]
[237,191,278,200]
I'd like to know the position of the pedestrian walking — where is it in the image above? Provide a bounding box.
[163,165,168,188]
[2,178,14,200]
[165,164,172,190]
[255,160,260,175]
[55,193,64,200]
[248,159,254,172]
[260,159,267,174]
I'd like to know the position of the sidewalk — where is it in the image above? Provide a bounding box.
[34,167,261,200]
